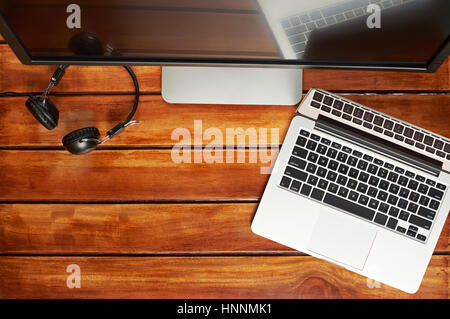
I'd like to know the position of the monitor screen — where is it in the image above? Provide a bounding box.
[0,0,449,70]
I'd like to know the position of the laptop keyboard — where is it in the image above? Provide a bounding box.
[280,0,412,58]
[279,128,447,244]
[309,91,450,161]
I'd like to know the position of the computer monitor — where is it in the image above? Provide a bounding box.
[1,0,449,105]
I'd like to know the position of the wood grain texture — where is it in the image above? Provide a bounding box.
[0,203,447,254]
[0,44,449,93]
[0,94,448,147]
[0,150,273,201]
[0,256,447,298]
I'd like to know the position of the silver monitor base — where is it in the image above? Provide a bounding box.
[161,66,303,105]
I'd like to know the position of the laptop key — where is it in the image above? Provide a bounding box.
[327,183,338,194]
[387,194,398,205]
[429,199,439,210]
[396,226,406,234]
[318,179,328,190]
[373,116,384,126]
[300,129,310,137]
[387,217,398,230]
[374,126,383,133]
[306,163,317,174]
[416,234,426,241]
[296,136,307,147]
[363,112,374,122]
[311,101,321,108]
[306,140,317,151]
[413,131,424,142]
[383,120,394,130]
[409,191,420,202]
[285,166,307,181]
[292,146,307,158]
[379,203,389,213]
[357,183,368,194]
[419,195,430,206]
[374,213,388,226]
[407,202,418,214]
[368,199,379,210]
[307,175,318,186]
[433,140,444,150]
[378,180,388,191]
[409,214,431,230]
[289,156,307,169]
[417,184,428,194]
[323,193,375,221]
[348,191,359,201]
[337,152,348,162]
[394,124,404,134]
[406,230,417,238]
[338,187,349,198]
[326,171,337,182]
[358,195,369,205]
[290,180,302,192]
[343,103,353,114]
[323,96,334,106]
[417,206,436,220]
[404,127,414,138]
[388,207,399,217]
[317,144,327,155]
[311,188,325,201]
[428,187,444,200]
[333,100,343,110]
[407,180,419,190]
[300,183,312,196]
[399,210,409,221]
[280,176,292,188]
[398,199,408,209]
[317,167,327,177]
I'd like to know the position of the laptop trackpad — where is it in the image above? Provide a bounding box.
[307,210,377,270]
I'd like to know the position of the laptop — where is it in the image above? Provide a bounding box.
[251,88,450,293]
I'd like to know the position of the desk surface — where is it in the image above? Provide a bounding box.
[0,32,448,298]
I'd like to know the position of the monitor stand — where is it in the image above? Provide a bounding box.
[161,66,302,105]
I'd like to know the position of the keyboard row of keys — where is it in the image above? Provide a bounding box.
[310,91,450,160]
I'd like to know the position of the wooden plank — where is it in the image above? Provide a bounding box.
[0,44,449,93]
[0,256,447,298]
[0,94,448,147]
[0,149,273,201]
[0,46,161,93]
[0,203,447,254]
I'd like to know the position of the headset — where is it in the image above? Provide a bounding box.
[0,32,140,155]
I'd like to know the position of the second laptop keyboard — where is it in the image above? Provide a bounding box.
[279,128,447,244]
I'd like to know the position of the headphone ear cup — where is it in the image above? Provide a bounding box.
[25,96,59,130]
[62,127,101,155]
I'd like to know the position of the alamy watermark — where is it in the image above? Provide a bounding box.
[66,4,81,29]
[171,120,279,174]
[66,264,81,288]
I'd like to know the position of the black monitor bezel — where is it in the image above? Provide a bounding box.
[0,12,449,72]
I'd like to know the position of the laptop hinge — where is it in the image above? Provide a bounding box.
[315,115,442,177]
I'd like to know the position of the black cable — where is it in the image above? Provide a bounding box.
[123,65,140,125]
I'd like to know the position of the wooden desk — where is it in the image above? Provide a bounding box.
[0,34,448,298]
